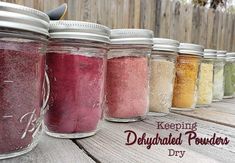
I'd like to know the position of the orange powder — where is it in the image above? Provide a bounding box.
[172,55,201,109]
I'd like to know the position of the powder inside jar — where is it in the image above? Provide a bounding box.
[106,56,148,119]
[224,62,234,97]
[232,63,235,93]
[0,42,45,154]
[45,53,105,134]
[172,55,200,109]
[149,59,175,114]
[213,61,224,101]
[197,62,214,105]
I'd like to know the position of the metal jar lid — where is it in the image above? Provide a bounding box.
[226,52,235,59]
[49,21,110,43]
[0,2,49,36]
[110,29,153,45]
[178,43,203,56]
[203,49,217,59]
[152,38,179,52]
[217,50,226,58]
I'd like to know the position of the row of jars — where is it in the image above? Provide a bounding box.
[150,42,235,113]
[1,2,235,159]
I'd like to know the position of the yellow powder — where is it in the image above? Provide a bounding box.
[149,60,175,114]
[197,62,213,105]
[172,55,200,108]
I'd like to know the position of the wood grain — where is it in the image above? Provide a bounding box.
[198,6,208,48]
[191,5,200,44]
[172,100,235,127]
[159,0,171,38]
[76,114,235,163]
[169,0,180,40]
[0,134,95,163]
[3,0,235,51]
[206,8,215,49]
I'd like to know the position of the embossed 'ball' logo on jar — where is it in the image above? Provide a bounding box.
[19,109,37,139]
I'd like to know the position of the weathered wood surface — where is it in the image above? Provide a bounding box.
[1,100,235,163]
[76,113,235,163]
[2,0,235,52]
[172,99,235,128]
[0,134,95,163]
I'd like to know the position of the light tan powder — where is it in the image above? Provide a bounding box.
[149,60,175,114]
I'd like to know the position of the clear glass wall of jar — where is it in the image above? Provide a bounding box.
[213,51,226,101]
[0,2,50,159]
[44,21,110,138]
[196,49,216,107]
[227,52,235,96]
[171,43,203,111]
[224,52,235,98]
[149,38,179,116]
[105,29,153,122]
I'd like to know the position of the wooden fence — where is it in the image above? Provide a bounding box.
[1,0,235,51]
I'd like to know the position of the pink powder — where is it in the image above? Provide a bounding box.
[0,41,45,154]
[105,56,149,119]
[45,53,106,134]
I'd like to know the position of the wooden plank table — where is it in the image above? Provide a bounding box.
[1,99,235,163]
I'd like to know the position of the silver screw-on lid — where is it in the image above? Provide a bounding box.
[217,50,226,58]
[152,38,179,52]
[226,52,235,59]
[0,2,49,36]
[110,29,153,45]
[49,21,110,43]
[178,43,203,56]
[204,49,217,58]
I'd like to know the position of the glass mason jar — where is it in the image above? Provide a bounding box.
[196,49,216,107]
[0,2,50,159]
[172,43,203,111]
[228,52,235,96]
[213,51,226,101]
[44,21,110,138]
[105,29,153,122]
[224,52,235,98]
[149,38,179,116]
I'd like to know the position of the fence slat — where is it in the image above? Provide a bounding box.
[158,0,171,38]
[206,8,215,49]
[169,0,181,40]
[191,5,200,44]
[3,0,235,51]
[198,6,208,48]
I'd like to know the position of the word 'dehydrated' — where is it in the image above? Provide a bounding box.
[125,130,182,149]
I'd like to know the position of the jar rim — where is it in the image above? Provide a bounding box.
[217,50,226,58]
[152,38,179,52]
[204,49,217,58]
[226,52,235,59]
[178,43,203,56]
[0,2,49,36]
[49,20,110,44]
[110,29,153,45]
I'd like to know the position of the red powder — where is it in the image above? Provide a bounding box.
[105,56,149,119]
[0,41,45,154]
[45,53,106,134]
